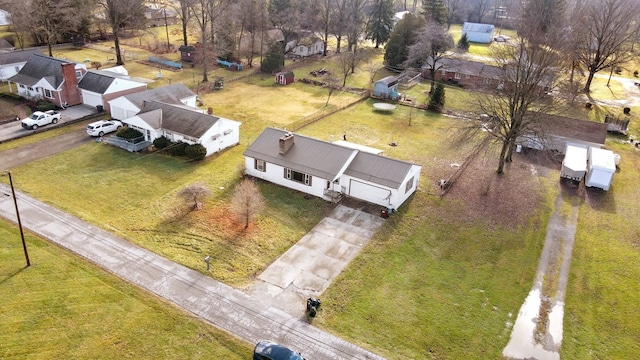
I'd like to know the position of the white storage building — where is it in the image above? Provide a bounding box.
[585,147,616,191]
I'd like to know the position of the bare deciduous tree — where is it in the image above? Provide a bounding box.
[405,23,453,93]
[178,182,211,210]
[324,75,340,106]
[231,179,265,229]
[337,49,363,86]
[460,34,560,174]
[575,0,640,93]
[98,0,146,65]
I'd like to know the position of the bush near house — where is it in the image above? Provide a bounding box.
[153,136,170,149]
[116,127,143,139]
[166,141,187,156]
[185,143,207,160]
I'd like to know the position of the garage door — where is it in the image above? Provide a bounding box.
[349,179,390,206]
[82,91,102,108]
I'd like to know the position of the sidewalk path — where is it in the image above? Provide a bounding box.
[0,184,385,360]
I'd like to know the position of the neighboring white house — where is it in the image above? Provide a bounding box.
[287,36,324,57]
[122,100,241,157]
[0,49,41,81]
[244,128,422,209]
[108,83,198,120]
[462,22,495,43]
[77,67,148,112]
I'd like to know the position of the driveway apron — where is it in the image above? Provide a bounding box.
[0,184,385,360]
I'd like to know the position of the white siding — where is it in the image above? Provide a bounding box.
[105,78,146,94]
[244,156,328,198]
[108,97,140,120]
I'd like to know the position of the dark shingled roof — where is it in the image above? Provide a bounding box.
[8,54,76,88]
[528,112,608,145]
[0,49,41,65]
[77,71,116,94]
[244,127,416,188]
[244,127,356,181]
[123,83,194,109]
[344,151,413,189]
[137,101,219,138]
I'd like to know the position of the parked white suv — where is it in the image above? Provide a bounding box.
[87,120,123,137]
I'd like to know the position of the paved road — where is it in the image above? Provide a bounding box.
[0,184,386,360]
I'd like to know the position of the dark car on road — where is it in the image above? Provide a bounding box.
[253,340,307,360]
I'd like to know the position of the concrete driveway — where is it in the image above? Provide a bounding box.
[247,204,385,317]
[0,104,97,143]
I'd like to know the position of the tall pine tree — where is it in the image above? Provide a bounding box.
[422,0,447,25]
[366,0,394,48]
[383,13,426,69]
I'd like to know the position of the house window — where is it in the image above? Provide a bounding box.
[483,77,490,84]
[284,168,311,186]
[223,129,232,135]
[14,66,19,72]
[255,159,266,172]
[75,70,83,79]
[465,74,470,79]
[454,72,461,79]
[27,86,33,91]
[405,176,414,193]
[44,89,53,98]
[19,84,25,88]
[211,134,220,140]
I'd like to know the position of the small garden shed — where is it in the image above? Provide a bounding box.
[179,45,198,63]
[373,76,400,100]
[275,71,294,85]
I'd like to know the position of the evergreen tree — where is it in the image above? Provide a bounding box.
[261,42,284,73]
[457,32,470,51]
[428,82,445,112]
[383,13,426,69]
[422,0,447,25]
[366,0,394,48]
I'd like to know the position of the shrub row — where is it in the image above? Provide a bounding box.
[153,136,207,160]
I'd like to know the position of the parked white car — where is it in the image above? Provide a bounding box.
[87,120,123,137]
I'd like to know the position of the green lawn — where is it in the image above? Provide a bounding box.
[0,220,252,359]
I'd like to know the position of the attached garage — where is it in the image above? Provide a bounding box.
[81,90,102,108]
[348,179,391,207]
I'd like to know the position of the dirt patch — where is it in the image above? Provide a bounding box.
[441,149,556,228]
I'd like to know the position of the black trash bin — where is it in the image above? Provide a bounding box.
[96,105,104,112]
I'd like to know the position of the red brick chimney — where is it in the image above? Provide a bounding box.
[61,63,83,106]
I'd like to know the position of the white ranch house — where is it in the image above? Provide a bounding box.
[122,100,240,157]
[244,128,421,209]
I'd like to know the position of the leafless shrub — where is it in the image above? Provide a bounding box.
[177,182,211,210]
[231,179,265,229]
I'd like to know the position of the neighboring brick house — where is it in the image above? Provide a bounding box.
[8,54,87,107]
[422,57,553,93]
[77,66,148,113]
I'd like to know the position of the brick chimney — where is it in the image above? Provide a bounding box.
[61,63,83,106]
[279,133,294,154]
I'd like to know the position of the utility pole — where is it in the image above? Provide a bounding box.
[4,171,30,267]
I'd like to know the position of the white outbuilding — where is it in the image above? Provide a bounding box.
[561,145,588,181]
[585,147,616,191]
